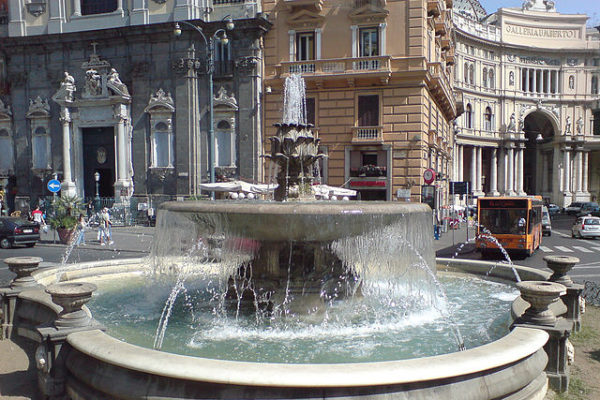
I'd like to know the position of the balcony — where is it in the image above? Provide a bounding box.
[283,0,323,10]
[445,47,455,65]
[278,56,391,77]
[440,37,451,51]
[427,62,455,116]
[427,0,442,17]
[435,17,449,37]
[351,126,384,143]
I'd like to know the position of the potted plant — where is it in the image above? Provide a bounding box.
[48,195,82,244]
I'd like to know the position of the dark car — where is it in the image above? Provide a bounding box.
[0,217,41,249]
[576,202,600,217]
[547,204,560,215]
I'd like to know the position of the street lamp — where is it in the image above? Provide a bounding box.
[174,17,234,193]
[94,171,100,211]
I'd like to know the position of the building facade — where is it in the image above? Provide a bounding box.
[0,0,269,212]
[262,0,458,204]
[452,0,600,207]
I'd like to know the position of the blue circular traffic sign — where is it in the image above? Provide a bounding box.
[47,179,61,193]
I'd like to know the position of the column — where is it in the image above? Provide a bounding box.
[563,148,571,194]
[73,0,81,16]
[532,69,537,94]
[351,26,358,58]
[379,23,387,56]
[554,71,559,94]
[575,149,583,194]
[288,30,296,61]
[545,70,550,94]
[117,0,123,11]
[517,146,526,195]
[48,0,65,33]
[525,69,529,92]
[489,148,499,196]
[470,146,476,195]
[542,153,549,193]
[59,107,76,196]
[458,145,464,181]
[507,146,515,195]
[116,116,127,183]
[476,146,483,193]
[583,151,589,194]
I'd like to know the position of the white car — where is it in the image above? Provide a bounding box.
[571,216,600,239]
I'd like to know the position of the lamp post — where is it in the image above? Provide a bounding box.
[94,171,100,211]
[174,18,234,195]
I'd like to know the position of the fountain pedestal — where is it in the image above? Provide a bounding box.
[512,280,571,393]
[0,257,43,339]
[37,282,105,398]
[544,255,584,332]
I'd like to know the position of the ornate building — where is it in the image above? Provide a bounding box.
[0,0,269,211]
[262,0,458,202]
[453,0,600,206]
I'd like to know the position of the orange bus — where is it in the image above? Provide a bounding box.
[476,196,543,257]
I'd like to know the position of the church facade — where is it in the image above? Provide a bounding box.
[452,0,600,206]
[0,0,270,211]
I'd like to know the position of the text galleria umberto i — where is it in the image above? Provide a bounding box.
[0,0,598,210]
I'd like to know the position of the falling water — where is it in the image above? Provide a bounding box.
[282,74,307,125]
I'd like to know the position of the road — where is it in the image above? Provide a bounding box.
[437,213,600,284]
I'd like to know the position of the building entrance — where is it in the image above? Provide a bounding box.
[523,112,555,196]
[82,127,115,199]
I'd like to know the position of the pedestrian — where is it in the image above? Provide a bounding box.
[100,207,113,246]
[31,205,47,232]
[86,200,94,219]
[75,214,86,246]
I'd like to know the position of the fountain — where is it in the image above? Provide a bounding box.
[4,74,552,399]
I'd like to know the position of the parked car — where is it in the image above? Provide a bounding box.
[564,202,584,215]
[546,204,560,215]
[542,206,551,236]
[576,202,600,217]
[0,217,41,249]
[571,216,600,239]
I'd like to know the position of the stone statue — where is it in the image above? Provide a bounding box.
[565,116,572,134]
[507,113,516,132]
[84,69,102,96]
[518,115,525,132]
[107,68,130,97]
[60,72,76,101]
[576,117,584,134]
[543,0,555,11]
[509,71,515,86]
[569,76,574,90]
[522,0,534,10]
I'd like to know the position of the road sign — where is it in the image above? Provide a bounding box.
[450,181,469,195]
[47,179,61,193]
[423,168,436,184]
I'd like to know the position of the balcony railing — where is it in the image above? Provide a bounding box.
[351,126,384,143]
[281,56,391,76]
[427,0,442,17]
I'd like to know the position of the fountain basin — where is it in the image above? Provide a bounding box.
[24,258,551,399]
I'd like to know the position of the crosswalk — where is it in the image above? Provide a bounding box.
[539,244,600,253]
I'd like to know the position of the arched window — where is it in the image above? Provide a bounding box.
[482,68,488,88]
[489,69,495,89]
[152,121,174,168]
[592,76,599,95]
[465,104,473,129]
[484,107,493,131]
[215,120,236,167]
[0,128,13,172]
[32,126,50,169]
[469,64,474,84]
[81,0,118,15]
[463,62,469,83]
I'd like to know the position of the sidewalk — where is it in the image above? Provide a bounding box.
[433,221,477,257]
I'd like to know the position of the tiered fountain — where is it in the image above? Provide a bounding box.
[12,74,551,399]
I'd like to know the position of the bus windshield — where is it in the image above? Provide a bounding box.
[479,208,527,235]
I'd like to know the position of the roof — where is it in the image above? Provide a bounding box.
[453,0,487,21]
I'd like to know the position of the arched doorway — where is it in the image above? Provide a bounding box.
[523,111,555,197]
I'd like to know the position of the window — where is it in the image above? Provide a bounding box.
[359,27,379,57]
[463,62,469,83]
[152,122,174,168]
[214,41,232,76]
[32,127,50,169]
[296,32,315,61]
[484,107,492,131]
[305,98,316,126]
[358,95,379,126]
[488,69,495,89]
[592,76,599,95]
[465,104,473,129]
[594,111,600,136]
[0,129,13,171]
[81,0,118,15]
[482,68,488,88]
[469,64,474,84]
[215,120,236,167]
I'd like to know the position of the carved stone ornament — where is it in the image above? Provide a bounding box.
[214,87,238,110]
[236,56,259,72]
[0,99,12,117]
[26,96,50,118]
[507,54,516,62]
[26,1,46,17]
[567,58,578,67]
[84,69,102,97]
[107,68,130,97]
[145,89,175,113]
[52,72,76,104]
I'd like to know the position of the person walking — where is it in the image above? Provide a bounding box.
[74,214,86,246]
[99,207,113,246]
[86,200,94,219]
[31,205,47,232]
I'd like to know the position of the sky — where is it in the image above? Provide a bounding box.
[478,0,600,26]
